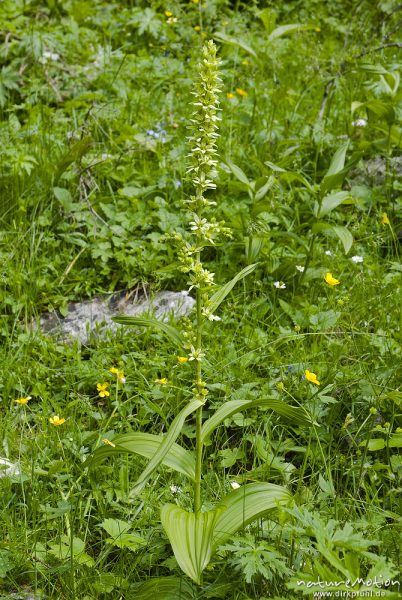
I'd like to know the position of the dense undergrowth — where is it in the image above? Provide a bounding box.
[0,0,401,598]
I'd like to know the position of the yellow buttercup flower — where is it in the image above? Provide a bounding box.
[15,396,31,405]
[236,88,247,97]
[305,370,320,386]
[324,272,340,286]
[381,212,390,225]
[177,356,189,363]
[165,10,173,17]
[97,382,110,397]
[109,367,126,383]
[102,438,116,448]
[226,92,234,99]
[155,377,169,385]
[49,415,66,426]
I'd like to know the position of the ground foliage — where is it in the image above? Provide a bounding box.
[0,0,401,598]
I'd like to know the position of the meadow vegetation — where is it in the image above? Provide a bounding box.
[0,0,401,598]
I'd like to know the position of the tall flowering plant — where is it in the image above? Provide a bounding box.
[89,41,314,586]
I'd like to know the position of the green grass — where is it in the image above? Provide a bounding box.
[0,0,401,598]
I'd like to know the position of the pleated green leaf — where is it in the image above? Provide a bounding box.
[86,432,196,481]
[207,264,257,314]
[212,482,292,550]
[130,400,203,496]
[161,504,223,585]
[201,398,316,443]
[133,577,196,600]
[112,315,184,346]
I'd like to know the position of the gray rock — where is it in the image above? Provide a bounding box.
[39,290,195,344]
[349,156,402,185]
[0,457,21,479]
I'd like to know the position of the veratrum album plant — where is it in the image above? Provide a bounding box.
[88,41,315,586]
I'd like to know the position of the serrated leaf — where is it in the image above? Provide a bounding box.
[130,400,203,496]
[101,518,145,551]
[207,264,257,314]
[201,398,316,443]
[101,518,132,538]
[161,504,222,584]
[87,432,195,480]
[315,191,350,218]
[330,225,353,254]
[212,482,292,550]
[112,316,184,347]
[213,32,258,60]
[268,23,317,40]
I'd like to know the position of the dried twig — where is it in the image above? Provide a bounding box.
[79,174,113,230]
[353,42,402,59]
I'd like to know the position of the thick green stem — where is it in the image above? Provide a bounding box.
[194,257,203,513]
[299,233,316,285]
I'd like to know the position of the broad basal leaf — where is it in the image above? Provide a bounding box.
[133,577,196,600]
[161,504,223,584]
[212,482,292,550]
[87,432,196,481]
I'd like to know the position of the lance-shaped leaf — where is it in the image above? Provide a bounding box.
[212,482,292,550]
[330,225,353,254]
[213,32,258,60]
[112,315,184,347]
[207,263,257,314]
[130,400,203,496]
[201,398,316,443]
[161,504,223,585]
[86,432,196,481]
[268,23,317,40]
[314,191,351,218]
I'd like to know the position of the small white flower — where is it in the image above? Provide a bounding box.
[40,51,60,64]
[188,346,206,362]
[352,118,367,127]
[230,481,241,489]
[351,255,364,263]
[296,265,305,272]
[202,307,221,321]
[274,281,286,289]
[170,485,182,494]
[325,250,333,256]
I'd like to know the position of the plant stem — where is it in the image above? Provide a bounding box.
[194,256,203,513]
